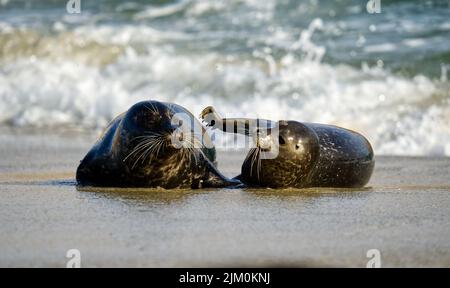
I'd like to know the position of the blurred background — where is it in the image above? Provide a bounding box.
[0,0,449,155]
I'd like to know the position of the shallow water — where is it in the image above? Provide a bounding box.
[0,0,450,155]
[2,170,450,267]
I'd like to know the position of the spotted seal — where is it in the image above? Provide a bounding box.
[200,106,374,188]
[76,101,240,189]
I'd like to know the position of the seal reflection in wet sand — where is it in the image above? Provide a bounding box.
[200,106,374,188]
[76,101,240,189]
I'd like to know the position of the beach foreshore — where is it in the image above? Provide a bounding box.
[0,129,449,267]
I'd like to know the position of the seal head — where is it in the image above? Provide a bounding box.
[241,121,320,188]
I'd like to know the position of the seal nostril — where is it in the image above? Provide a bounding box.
[279,136,286,145]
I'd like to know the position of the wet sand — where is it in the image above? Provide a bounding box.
[1,129,450,267]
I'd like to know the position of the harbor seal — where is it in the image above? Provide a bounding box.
[76,101,240,189]
[200,106,374,188]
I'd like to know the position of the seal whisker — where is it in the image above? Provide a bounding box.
[253,148,260,179]
[151,102,160,114]
[130,140,159,168]
[123,138,155,162]
[249,147,262,180]
[157,138,165,156]
[140,138,163,165]
[178,137,200,166]
[139,135,167,165]
[248,149,254,177]
[132,140,159,169]
[129,133,163,144]
[257,148,261,181]
[144,103,158,114]
[132,134,161,140]
[124,133,166,166]
[249,148,258,177]
[141,139,163,165]
[135,137,165,165]
[243,147,253,164]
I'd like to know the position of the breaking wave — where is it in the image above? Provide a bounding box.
[0,0,449,156]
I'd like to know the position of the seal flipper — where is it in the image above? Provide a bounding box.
[200,106,276,136]
[232,174,242,181]
[202,171,242,188]
[200,158,242,188]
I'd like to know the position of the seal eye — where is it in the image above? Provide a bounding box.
[278,136,286,145]
[295,144,300,150]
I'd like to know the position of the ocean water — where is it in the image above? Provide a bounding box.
[0,0,449,155]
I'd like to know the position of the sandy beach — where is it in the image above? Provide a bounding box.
[0,129,449,267]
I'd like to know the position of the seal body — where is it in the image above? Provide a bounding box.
[240,121,374,188]
[76,101,240,189]
[303,122,374,188]
[200,106,374,188]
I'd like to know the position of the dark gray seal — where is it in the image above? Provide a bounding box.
[200,106,374,188]
[76,101,240,189]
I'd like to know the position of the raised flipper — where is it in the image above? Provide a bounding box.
[200,106,276,138]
